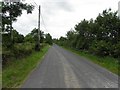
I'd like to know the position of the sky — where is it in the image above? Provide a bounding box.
[12,0,120,39]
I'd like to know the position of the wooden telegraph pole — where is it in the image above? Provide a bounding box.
[36,5,40,51]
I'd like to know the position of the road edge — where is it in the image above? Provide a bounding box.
[18,45,51,88]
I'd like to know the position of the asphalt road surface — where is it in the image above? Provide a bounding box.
[22,44,118,88]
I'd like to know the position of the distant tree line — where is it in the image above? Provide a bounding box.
[24,28,53,46]
[56,9,120,58]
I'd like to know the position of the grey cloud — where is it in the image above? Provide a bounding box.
[13,0,118,38]
[41,0,74,16]
[40,0,74,26]
[55,1,74,12]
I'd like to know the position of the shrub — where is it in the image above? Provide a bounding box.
[89,40,110,56]
[2,42,35,66]
[113,42,120,58]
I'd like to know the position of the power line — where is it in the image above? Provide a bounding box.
[31,0,49,32]
[41,13,48,32]
[32,0,38,7]
[30,0,39,10]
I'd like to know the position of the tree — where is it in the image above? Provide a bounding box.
[57,36,67,46]
[30,28,44,43]
[56,8,120,58]
[45,33,53,45]
[95,9,119,43]
[24,28,45,51]
[2,2,34,32]
[2,29,24,48]
[24,33,34,43]
[74,19,91,50]
[2,1,34,47]
[12,30,24,43]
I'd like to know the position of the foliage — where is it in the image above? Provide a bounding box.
[2,42,35,65]
[2,2,34,32]
[2,30,24,48]
[2,1,52,88]
[3,45,50,88]
[57,9,120,58]
[25,28,44,43]
[24,28,45,51]
[2,28,53,65]
[2,1,35,60]
[45,33,53,45]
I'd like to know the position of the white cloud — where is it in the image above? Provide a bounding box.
[13,0,120,38]
[118,1,120,18]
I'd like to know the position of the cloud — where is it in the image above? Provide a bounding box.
[13,0,119,38]
[41,0,74,17]
[13,10,38,35]
[55,1,74,12]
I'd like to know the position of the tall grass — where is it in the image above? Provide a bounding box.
[2,42,35,65]
[2,45,50,88]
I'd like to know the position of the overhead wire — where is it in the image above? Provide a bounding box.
[41,13,48,32]
[30,0,39,10]
[33,0,39,9]
[31,0,49,32]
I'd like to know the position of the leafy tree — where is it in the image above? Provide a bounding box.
[2,29,24,47]
[95,9,119,43]
[57,8,120,58]
[30,28,44,43]
[45,33,53,45]
[24,33,34,43]
[12,30,24,43]
[74,19,92,50]
[66,30,76,47]
[2,1,34,48]
[2,1,34,32]
[25,28,44,42]
[24,28,45,51]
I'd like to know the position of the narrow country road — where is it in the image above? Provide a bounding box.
[22,44,118,88]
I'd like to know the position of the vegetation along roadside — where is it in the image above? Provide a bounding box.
[2,45,50,88]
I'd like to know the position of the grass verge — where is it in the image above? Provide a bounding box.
[0,70,2,89]
[62,46,119,76]
[3,45,50,88]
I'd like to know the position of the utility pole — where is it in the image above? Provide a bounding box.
[38,5,40,44]
[36,5,40,51]
[35,5,41,51]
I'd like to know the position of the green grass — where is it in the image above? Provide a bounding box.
[62,46,119,76]
[3,45,50,88]
[0,45,2,88]
[0,69,2,89]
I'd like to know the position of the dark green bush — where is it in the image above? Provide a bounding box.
[113,42,120,58]
[89,40,110,56]
[2,42,35,66]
